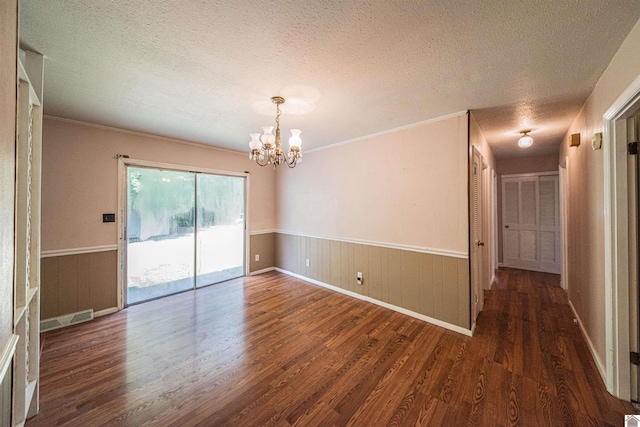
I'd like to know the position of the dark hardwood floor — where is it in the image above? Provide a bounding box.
[27,269,634,426]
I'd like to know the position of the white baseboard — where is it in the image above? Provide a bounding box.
[487,274,496,291]
[249,267,275,276]
[568,300,607,382]
[275,268,472,337]
[94,307,119,317]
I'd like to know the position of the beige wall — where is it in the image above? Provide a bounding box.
[41,118,276,251]
[0,0,17,356]
[275,233,470,329]
[274,113,471,329]
[495,154,559,263]
[40,118,277,316]
[276,113,469,254]
[560,18,640,370]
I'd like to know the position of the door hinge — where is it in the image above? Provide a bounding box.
[628,141,638,155]
[631,351,640,366]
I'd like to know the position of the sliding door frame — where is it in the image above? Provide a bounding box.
[116,158,250,309]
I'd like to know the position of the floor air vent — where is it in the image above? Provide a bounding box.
[40,309,94,332]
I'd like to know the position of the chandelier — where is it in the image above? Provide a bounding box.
[249,96,302,168]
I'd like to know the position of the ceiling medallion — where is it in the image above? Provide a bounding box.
[248,96,302,168]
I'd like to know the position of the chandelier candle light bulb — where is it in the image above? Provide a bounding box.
[249,96,303,168]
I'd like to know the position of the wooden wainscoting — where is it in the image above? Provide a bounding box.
[1,363,10,427]
[26,268,633,426]
[40,250,117,319]
[275,233,470,329]
[249,232,275,273]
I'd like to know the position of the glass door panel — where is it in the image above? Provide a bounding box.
[195,174,245,287]
[127,167,195,304]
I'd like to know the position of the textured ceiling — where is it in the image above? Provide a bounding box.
[19,1,640,159]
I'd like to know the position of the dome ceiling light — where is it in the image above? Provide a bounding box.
[518,130,533,148]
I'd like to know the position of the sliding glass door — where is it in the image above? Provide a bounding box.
[126,166,245,305]
[196,174,245,287]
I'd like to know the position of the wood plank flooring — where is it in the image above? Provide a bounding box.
[27,269,635,426]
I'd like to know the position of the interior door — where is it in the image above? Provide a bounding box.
[630,110,640,402]
[471,148,484,325]
[502,173,560,274]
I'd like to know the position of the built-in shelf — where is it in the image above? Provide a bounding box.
[14,287,38,326]
[13,50,43,426]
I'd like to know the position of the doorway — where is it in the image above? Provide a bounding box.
[602,77,640,400]
[124,165,246,305]
[628,109,640,402]
[560,158,569,291]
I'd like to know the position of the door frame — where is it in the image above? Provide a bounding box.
[603,73,640,400]
[492,169,498,282]
[559,157,569,292]
[116,158,250,310]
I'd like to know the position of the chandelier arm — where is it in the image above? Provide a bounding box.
[255,153,269,167]
[286,155,297,168]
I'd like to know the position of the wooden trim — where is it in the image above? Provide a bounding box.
[275,268,473,337]
[602,74,640,400]
[0,335,19,385]
[244,175,251,277]
[249,267,275,276]
[275,231,468,259]
[43,115,247,157]
[94,307,119,317]
[569,300,607,382]
[41,245,118,258]
[120,157,250,178]
[249,230,277,235]
[305,110,468,154]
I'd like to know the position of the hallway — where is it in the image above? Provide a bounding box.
[476,268,635,424]
[28,269,634,426]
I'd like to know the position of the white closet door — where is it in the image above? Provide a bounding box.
[471,148,484,325]
[538,175,561,273]
[502,174,560,274]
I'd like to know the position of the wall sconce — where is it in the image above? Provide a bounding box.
[570,133,581,147]
[592,132,603,150]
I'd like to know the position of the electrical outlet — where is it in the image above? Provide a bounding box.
[306,259,310,267]
[255,254,259,262]
[357,272,363,285]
